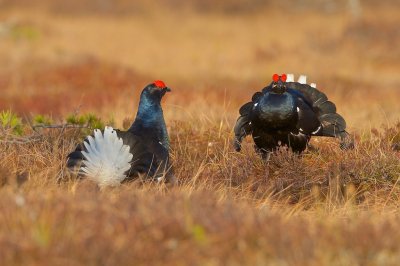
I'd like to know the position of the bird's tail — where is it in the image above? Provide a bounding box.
[81,126,133,188]
[286,74,348,137]
[287,74,354,148]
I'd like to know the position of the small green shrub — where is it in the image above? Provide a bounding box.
[66,113,114,130]
[33,114,53,126]
[0,110,24,135]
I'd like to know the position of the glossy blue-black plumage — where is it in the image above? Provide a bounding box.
[234,77,352,156]
[67,83,174,183]
[129,85,170,149]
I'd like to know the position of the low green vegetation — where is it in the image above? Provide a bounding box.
[0,110,24,135]
[0,111,114,137]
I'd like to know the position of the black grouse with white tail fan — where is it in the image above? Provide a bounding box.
[67,80,174,187]
[234,74,353,157]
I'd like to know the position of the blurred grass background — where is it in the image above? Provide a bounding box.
[0,0,399,128]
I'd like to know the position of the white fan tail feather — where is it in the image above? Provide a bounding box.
[286,74,294,82]
[298,75,307,84]
[81,127,133,188]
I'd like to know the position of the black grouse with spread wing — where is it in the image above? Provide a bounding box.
[67,80,174,187]
[234,74,353,157]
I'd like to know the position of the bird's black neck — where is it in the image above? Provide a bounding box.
[128,95,169,149]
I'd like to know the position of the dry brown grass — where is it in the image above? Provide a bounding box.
[0,1,400,265]
[1,120,400,265]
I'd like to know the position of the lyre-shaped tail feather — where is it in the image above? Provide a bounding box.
[81,126,133,187]
[234,101,254,151]
[287,74,352,144]
[297,75,307,84]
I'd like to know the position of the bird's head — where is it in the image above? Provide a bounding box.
[270,74,287,94]
[141,80,172,103]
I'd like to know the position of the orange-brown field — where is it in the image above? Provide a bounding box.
[0,1,400,265]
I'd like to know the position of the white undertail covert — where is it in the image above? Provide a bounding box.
[287,74,317,88]
[81,126,133,188]
[286,74,294,82]
[297,75,307,84]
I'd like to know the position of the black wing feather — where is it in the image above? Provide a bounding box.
[287,82,348,134]
[287,81,353,148]
[234,100,254,151]
[239,102,253,116]
[296,98,321,135]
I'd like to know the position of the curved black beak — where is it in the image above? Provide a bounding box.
[165,87,172,92]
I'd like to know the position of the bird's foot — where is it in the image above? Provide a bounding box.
[254,146,271,160]
[392,143,400,151]
[339,132,355,150]
[261,152,271,160]
[340,139,355,150]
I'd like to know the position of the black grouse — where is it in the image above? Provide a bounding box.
[234,74,353,157]
[67,80,174,187]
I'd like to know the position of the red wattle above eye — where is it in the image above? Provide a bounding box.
[154,80,166,88]
[281,74,287,82]
[272,74,280,82]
